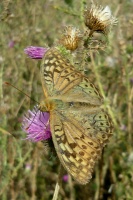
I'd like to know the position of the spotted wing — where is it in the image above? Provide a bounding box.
[40,47,113,184]
[67,108,113,147]
[50,110,102,184]
[41,48,103,106]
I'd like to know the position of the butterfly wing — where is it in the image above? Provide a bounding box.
[41,48,103,106]
[40,48,113,184]
[49,105,113,184]
[50,110,102,184]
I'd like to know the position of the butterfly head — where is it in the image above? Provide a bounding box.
[39,99,56,112]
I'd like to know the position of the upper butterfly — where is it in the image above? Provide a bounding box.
[39,47,113,184]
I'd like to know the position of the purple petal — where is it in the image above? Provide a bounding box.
[25,163,32,171]
[8,40,15,48]
[130,78,133,85]
[22,106,51,142]
[24,46,48,59]
[62,174,69,182]
[120,124,127,131]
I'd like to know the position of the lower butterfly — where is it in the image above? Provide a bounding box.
[39,47,113,184]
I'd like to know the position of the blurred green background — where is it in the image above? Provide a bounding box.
[0,0,133,199]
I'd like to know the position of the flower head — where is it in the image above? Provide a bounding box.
[24,46,48,59]
[84,4,117,35]
[59,26,82,51]
[22,106,51,142]
[120,124,127,131]
[62,174,69,182]
[8,40,15,48]
[130,78,133,86]
[25,163,32,171]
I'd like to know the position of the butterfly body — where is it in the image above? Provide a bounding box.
[40,48,113,184]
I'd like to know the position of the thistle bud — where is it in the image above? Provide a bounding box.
[84,4,117,35]
[59,26,82,51]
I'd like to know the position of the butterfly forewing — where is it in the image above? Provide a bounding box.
[41,48,103,105]
[40,48,113,184]
[41,48,81,97]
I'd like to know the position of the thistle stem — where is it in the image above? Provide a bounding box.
[52,182,60,200]
[52,164,65,200]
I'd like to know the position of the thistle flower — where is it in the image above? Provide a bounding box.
[24,46,48,59]
[130,78,133,86]
[59,26,82,51]
[62,174,69,182]
[84,4,117,35]
[120,124,127,131]
[25,163,32,171]
[8,40,15,48]
[22,106,51,142]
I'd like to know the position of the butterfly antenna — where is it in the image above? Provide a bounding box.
[5,82,39,104]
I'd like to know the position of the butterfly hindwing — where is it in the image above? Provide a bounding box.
[50,111,102,184]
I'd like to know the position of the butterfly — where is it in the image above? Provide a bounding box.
[39,47,113,184]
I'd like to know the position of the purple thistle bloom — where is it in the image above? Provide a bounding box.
[62,174,69,182]
[120,124,127,131]
[8,40,15,48]
[25,163,32,171]
[22,106,51,142]
[130,78,133,86]
[24,46,48,59]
